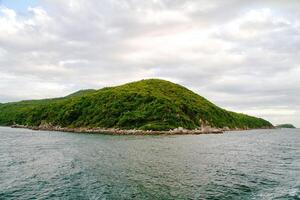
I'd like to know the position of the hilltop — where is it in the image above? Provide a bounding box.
[0,79,273,133]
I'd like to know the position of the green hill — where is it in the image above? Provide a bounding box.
[0,79,273,131]
[275,124,296,128]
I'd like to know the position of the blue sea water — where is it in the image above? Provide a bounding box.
[0,127,299,200]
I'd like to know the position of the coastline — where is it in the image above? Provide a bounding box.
[11,124,224,135]
[9,124,273,135]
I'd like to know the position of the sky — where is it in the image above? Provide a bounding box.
[0,0,299,127]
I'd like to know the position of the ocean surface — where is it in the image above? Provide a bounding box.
[0,127,299,200]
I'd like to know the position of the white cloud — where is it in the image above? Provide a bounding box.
[217,8,292,40]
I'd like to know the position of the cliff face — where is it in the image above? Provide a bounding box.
[0,79,273,131]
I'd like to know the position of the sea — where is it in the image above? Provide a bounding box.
[0,127,299,200]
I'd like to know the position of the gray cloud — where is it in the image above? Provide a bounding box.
[0,0,299,127]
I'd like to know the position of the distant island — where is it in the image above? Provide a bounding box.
[275,124,296,129]
[0,79,273,134]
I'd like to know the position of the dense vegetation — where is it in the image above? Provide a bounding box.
[0,79,273,131]
[275,124,296,128]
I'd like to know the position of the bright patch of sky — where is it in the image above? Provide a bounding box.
[0,0,38,13]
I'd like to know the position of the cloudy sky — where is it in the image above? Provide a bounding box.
[0,0,299,127]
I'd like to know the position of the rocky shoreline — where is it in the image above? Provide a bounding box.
[10,123,274,135]
[11,124,225,135]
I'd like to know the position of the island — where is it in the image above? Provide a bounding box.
[0,79,273,134]
[275,124,296,129]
